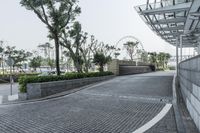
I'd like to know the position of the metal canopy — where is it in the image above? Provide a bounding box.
[135,0,200,48]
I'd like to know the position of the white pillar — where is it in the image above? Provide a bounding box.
[176,37,179,75]
[180,35,183,62]
[198,44,200,55]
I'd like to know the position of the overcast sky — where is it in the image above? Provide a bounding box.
[0,0,176,56]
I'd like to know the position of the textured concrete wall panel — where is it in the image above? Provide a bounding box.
[179,55,200,131]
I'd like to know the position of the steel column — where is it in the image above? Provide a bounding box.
[180,35,183,62]
[176,37,179,75]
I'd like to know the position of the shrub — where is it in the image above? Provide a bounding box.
[19,71,113,93]
[169,66,176,70]
[149,65,156,71]
[0,73,39,83]
[0,73,39,78]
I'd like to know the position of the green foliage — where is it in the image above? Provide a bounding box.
[0,73,39,78]
[4,46,32,68]
[169,66,176,70]
[20,0,81,75]
[148,52,171,70]
[61,22,87,73]
[123,41,139,61]
[93,53,111,72]
[19,71,113,93]
[29,56,42,71]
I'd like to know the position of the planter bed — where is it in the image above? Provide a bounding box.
[19,75,114,100]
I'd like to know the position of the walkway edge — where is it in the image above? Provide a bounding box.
[172,74,186,133]
[0,78,114,106]
[132,104,172,133]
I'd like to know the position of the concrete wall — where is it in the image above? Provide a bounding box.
[179,55,200,131]
[108,59,150,75]
[22,75,114,100]
[119,66,151,75]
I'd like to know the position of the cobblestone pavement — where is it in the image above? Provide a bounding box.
[146,108,177,133]
[0,72,177,133]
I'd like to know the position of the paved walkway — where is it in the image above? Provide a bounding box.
[0,83,19,104]
[0,71,177,133]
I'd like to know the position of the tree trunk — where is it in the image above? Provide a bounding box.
[2,55,4,75]
[20,66,25,73]
[54,37,60,76]
[99,64,104,72]
[74,62,82,73]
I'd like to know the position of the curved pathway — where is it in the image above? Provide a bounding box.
[0,71,177,133]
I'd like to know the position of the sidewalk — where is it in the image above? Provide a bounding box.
[0,72,198,132]
[0,83,19,104]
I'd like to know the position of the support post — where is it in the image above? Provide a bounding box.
[176,37,179,75]
[180,35,183,62]
[146,0,149,10]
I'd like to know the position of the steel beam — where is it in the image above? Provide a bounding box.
[149,17,186,25]
[162,32,183,36]
[158,25,184,31]
[184,0,200,34]
[141,2,192,15]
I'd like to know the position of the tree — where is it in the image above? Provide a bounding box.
[148,52,158,68]
[79,35,97,73]
[148,52,171,70]
[63,50,74,72]
[157,52,171,69]
[93,53,111,72]
[123,41,139,61]
[114,52,120,59]
[157,52,165,69]
[29,56,42,71]
[38,42,53,58]
[61,22,86,73]
[164,53,171,68]
[20,0,81,75]
[138,49,148,63]
[92,42,116,72]
[4,46,32,72]
[0,41,5,75]
[38,42,54,69]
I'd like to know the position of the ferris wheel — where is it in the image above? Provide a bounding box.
[115,36,144,60]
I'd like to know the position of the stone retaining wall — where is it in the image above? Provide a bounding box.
[108,59,150,75]
[20,75,115,100]
[119,66,151,75]
[179,55,200,131]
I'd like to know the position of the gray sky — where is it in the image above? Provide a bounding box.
[0,0,176,55]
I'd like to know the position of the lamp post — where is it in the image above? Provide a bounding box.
[6,57,14,96]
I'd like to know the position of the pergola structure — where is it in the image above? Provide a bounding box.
[135,0,200,65]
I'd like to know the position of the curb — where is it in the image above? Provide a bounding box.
[0,77,115,106]
[172,74,186,133]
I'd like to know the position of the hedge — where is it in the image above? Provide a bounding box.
[0,73,39,83]
[0,73,39,78]
[19,71,113,93]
